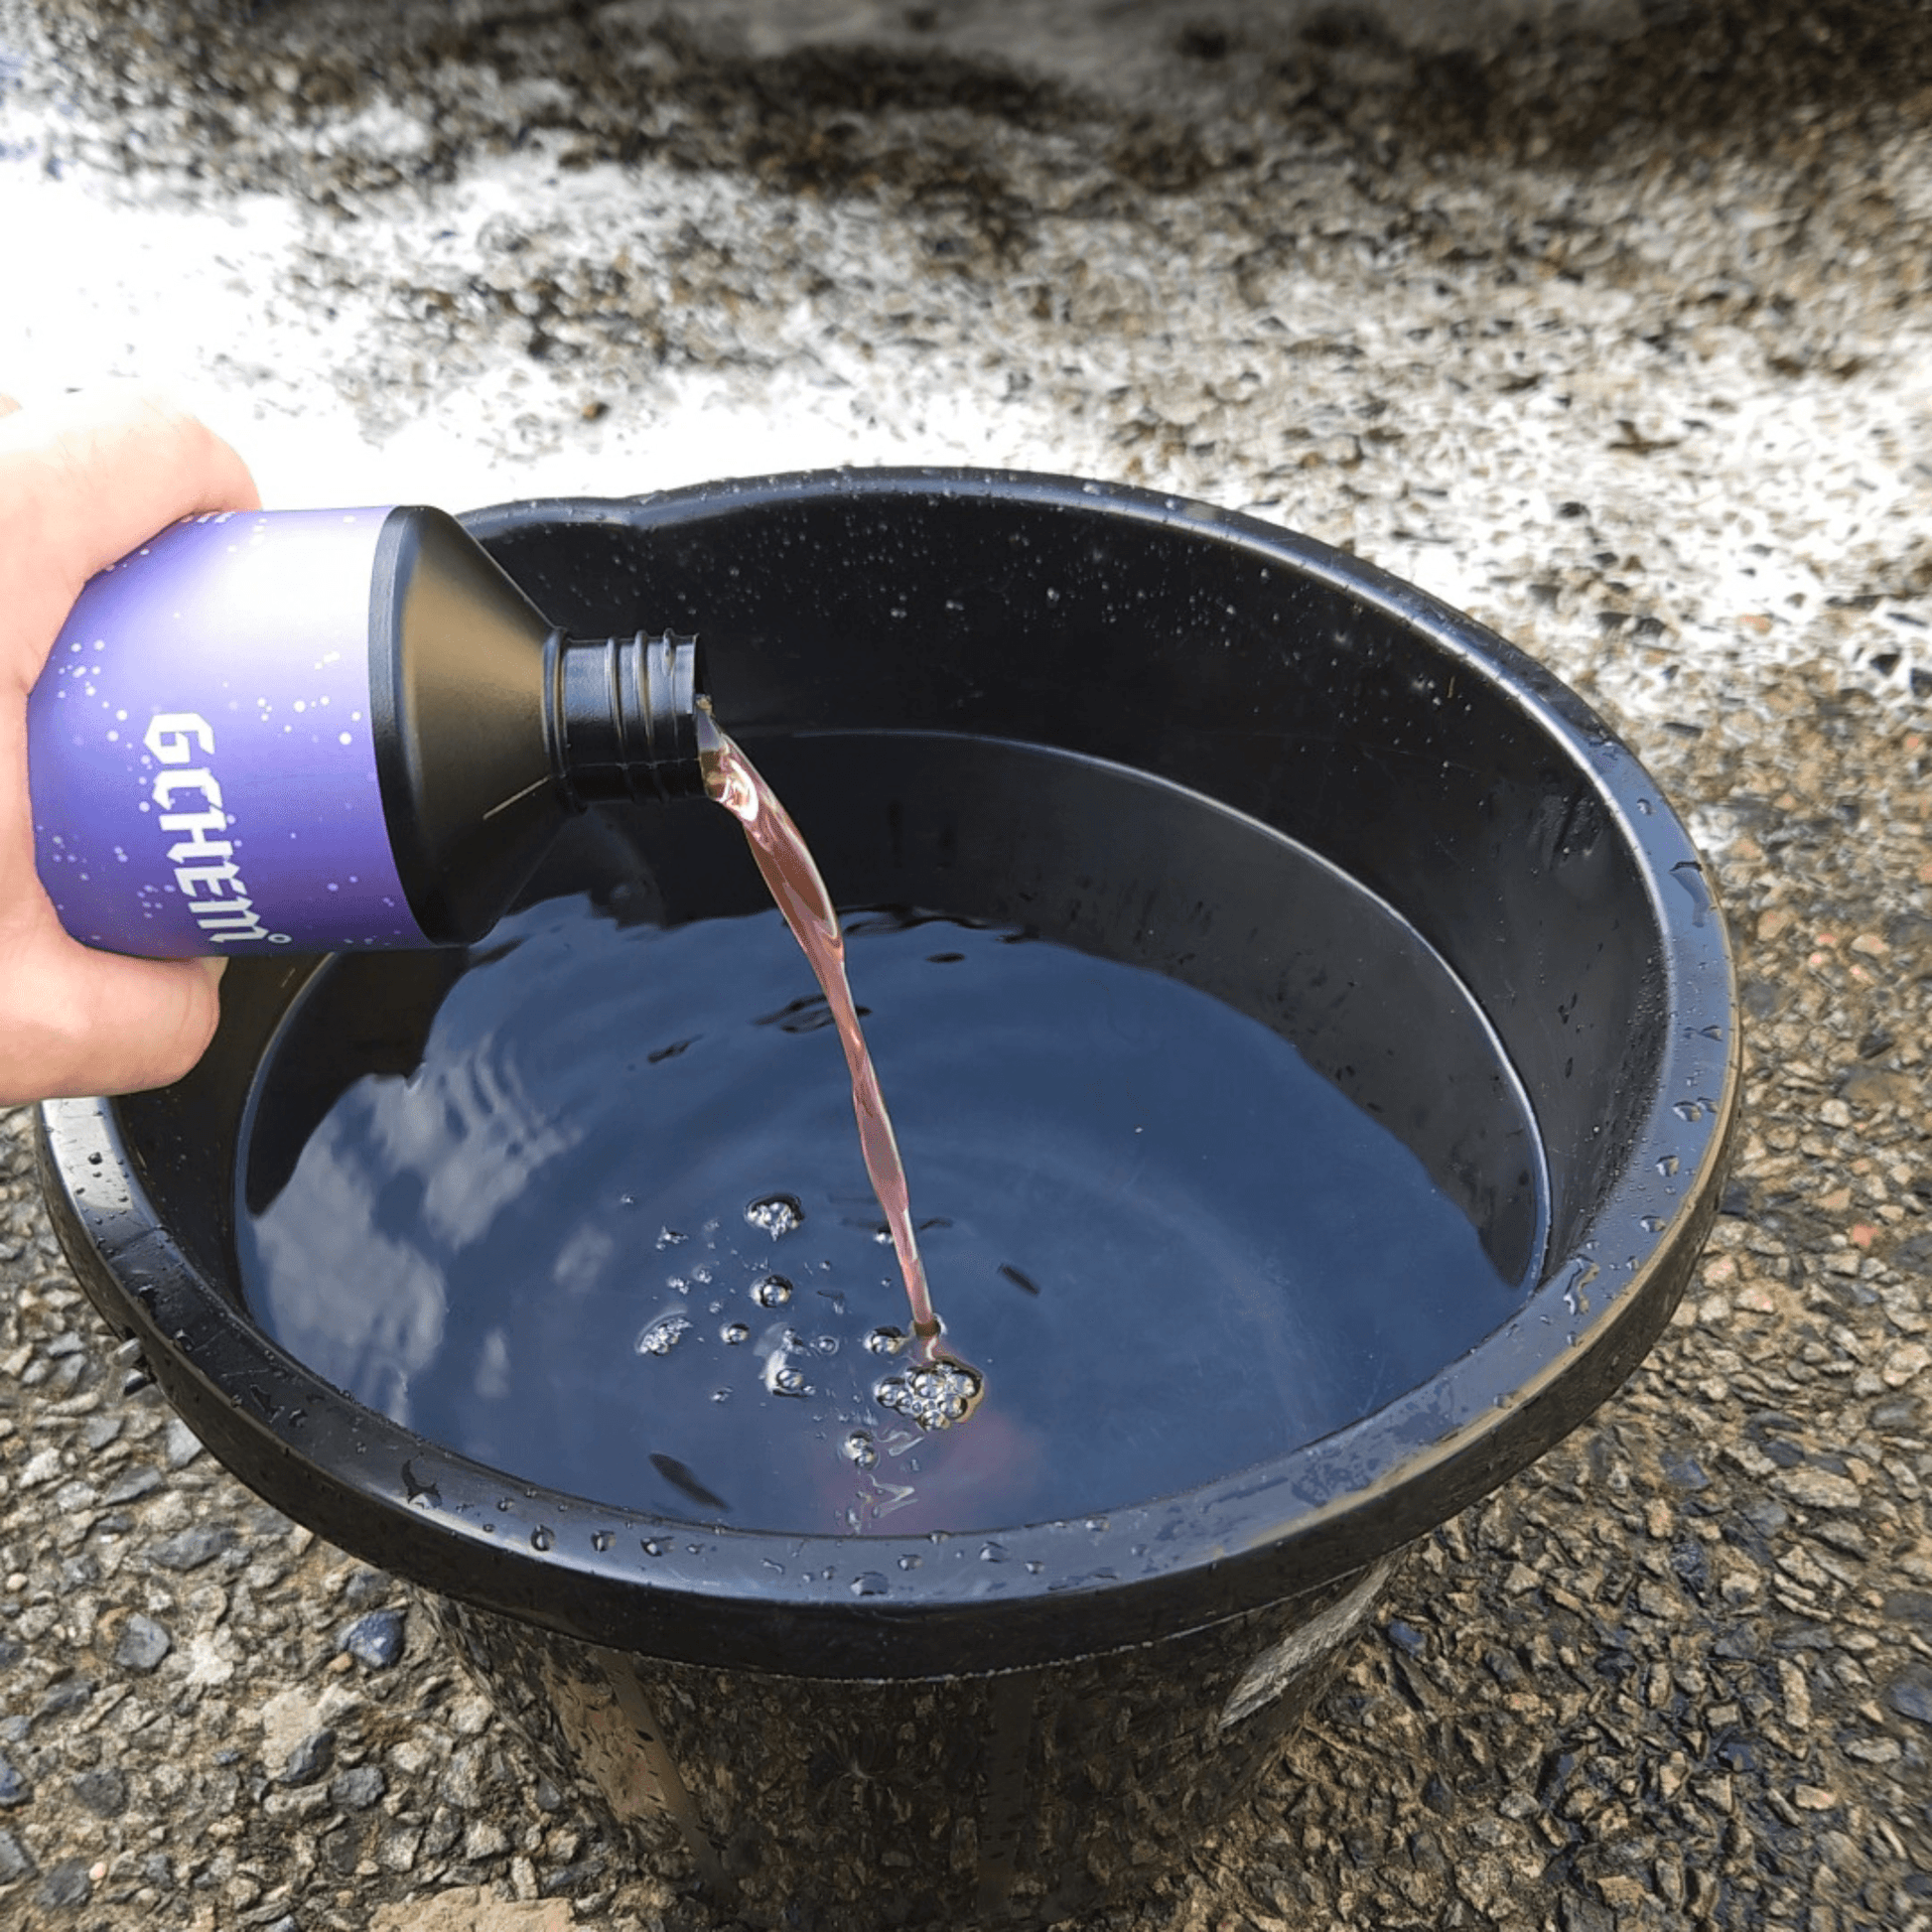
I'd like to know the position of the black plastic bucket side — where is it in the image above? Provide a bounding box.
[422,1554,1400,1932]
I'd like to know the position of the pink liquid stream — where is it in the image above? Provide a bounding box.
[699,712,978,1409]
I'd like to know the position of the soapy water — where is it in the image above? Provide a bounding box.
[876,1357,985,1431]
[234,899,1544,1535]
[746,1195,803,1239]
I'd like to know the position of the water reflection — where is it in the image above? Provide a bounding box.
[249,1035,580,1432]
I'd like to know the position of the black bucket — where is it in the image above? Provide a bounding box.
[39,472,1738,1929]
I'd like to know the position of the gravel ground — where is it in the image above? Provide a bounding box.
[1,0,1931,1927]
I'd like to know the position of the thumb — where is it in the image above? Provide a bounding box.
[0,934,226,1104]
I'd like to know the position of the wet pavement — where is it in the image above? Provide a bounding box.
[0,0,1929,1926]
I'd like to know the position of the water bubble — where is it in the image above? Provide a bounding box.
[746,1194,804,1238]
[531,1526,554,1552]
[721,1321,752,1345]
[812,1334,840,1357]
[753,1275,793,1309]
[865,1326,906,1355]
[876,1356,985,1432]
[641,1539,666,1557]
[765,1354,812,1398]
[591,1531,614,1553]
[979,1541,1008,1563]
[711,1387,732,1403]
[843,1431,878,1471]
[635,1313,692,1357]
[654,1225,686,1247]
[1657,1154,1681,1177]
[851,1572,890,1597]
[897,1553,922,1571]
[1640,1214,1665,1233]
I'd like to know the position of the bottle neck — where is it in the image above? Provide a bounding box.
[545,630,707,806]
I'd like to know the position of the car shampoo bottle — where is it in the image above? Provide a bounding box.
[28,506,706,958]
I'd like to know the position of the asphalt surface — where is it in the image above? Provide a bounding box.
[0,1,1929,1928]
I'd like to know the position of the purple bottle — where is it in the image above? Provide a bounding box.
[29,506,705,958]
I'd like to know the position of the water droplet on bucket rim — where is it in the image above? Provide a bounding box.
[1669,859,1712,926]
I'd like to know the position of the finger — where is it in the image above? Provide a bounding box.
[0,394,20,420]
[0,390,259,667]
[0,933,225,1105]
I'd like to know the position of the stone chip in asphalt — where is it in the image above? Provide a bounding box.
[112,1611,172,1672]
[339,1606,407,1668]
[149,1523,236,1571]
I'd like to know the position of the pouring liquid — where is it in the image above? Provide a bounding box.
[699,713,981,1426]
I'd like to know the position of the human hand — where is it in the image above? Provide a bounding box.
[1,390,259,1104]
